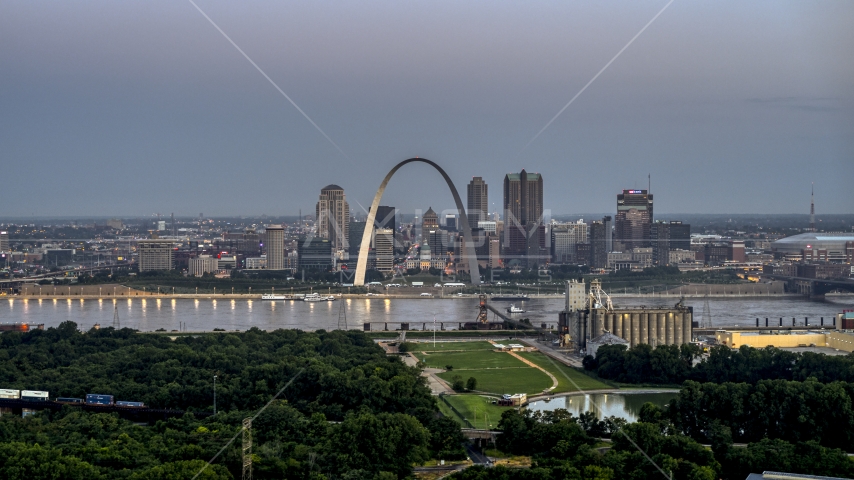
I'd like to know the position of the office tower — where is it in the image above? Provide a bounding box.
[467,177,488,228]
[374,228,394,273]
[615,189,653,250]
[603,216,613,253]
[503,169,544,266]
[652,221,691,266]
[551,220,588,264]
[427,229,449,256]
[422,207,439,230]
[298,238,333,270]
[138,239,174,272]
[316,185,350,252]
[348,220,366,258]
[445,214,457,231]
[589,219,608,269]
[374,205,396,232]
[265,224,285,270]
[503,170,543,226]
[0,231,8,252]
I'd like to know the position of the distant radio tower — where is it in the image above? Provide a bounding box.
[809,183,815,232]
[112,305,120,329]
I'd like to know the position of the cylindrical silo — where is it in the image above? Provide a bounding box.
[657,313,666,346]
[683,310,693,344]
[639,313,648,344]
[594,310,605,338]
[615,313,624,340]
[606,313,615,334]
[649,312,659,347]
[674,312,684,345]
[666,312,675,345]
[631,313,640,347]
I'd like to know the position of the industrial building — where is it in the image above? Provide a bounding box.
[558,279,694,353]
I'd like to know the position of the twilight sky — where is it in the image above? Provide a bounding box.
[1,0,852,217]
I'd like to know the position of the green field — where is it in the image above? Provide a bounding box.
[442,394,513,430]
[409,341,497,352]
[516,352,611,393]
[438,367,553,395]
[416,350,528,370]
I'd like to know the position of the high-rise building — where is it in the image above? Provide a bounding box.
[0,231,8,252]
[348,220,366,258]
[615,190,653,250]
[427,230,449,257]
[551,221,588,264]
[316,185,350,252]
[503,169,544,266]
[138,239,174,272]
[264,224,285,270]
[503,170,543,226]
[651,221,691,265]
[422,207,439,230]
[445,214,457,231]
[374,228,394,273]
[467,177,488,229]
[589,219,608,269]
[374,205,396,232]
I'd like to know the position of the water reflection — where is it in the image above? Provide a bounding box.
[528,392,677,422]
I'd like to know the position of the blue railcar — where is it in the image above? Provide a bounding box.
[115,401,145,408]
[85,394,114,405]
[56,397,84,404]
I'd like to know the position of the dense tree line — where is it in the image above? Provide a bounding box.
[0,324,466,478]
[455,407,854,480]
[644,379,854,450]
[584,343,854,385]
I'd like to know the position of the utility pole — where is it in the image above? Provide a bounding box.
[213,375,217,415]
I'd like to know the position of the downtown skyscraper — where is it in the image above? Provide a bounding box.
[466,177,488,229]
[503,169,545,267]
[615,189,653,250]
[316,184,350,252]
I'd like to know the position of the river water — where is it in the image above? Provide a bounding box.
[527,391,679,422]
[0,295,852,332]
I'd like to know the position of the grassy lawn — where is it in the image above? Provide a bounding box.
[438,367,553,395]
[416,350,527,370]
[443,394,513,430]
[409,341,496,353]
[436,399,464,425]
[516,352,611,393]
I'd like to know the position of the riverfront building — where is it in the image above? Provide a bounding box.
[264,225,285,270]
[137,239,174,272]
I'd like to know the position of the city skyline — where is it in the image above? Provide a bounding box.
[1,1,851,216]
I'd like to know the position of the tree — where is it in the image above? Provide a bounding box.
[451,375,465,391]
[466,377,478,391]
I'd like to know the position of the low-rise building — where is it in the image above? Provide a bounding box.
[189,255,218,276]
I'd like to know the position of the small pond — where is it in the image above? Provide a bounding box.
[527,391,678,422]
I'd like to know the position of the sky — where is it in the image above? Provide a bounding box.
[1,0,852,218]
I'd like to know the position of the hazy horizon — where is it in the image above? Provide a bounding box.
[2,1,852,216]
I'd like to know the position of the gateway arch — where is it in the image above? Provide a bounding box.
[353,158,482,286]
